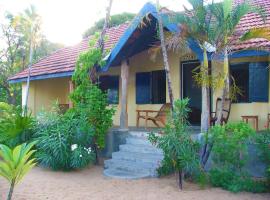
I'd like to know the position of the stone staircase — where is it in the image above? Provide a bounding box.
[103,131,164,179]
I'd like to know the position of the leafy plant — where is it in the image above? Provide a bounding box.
[0,142,36,200]
[0,104,35,147]
[34,108,95,170]
[70,36,115,159]
[210,122,255,171]
[208,122,269,193]
[254,130,270,186]
[149,98,201,189]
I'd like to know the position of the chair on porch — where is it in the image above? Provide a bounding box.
[136,103,171,128]
[210,98,232,126]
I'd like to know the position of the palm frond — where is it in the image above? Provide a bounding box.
[240,27,270,41]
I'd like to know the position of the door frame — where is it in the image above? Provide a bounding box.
[180,59,212,116]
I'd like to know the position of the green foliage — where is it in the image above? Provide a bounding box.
[210,122,255,171]
[34,108,95,171]
[0,7,63,106]
[209,169,268,193]
[0,103,35,147]
[208,122,269,193]
[254,130,270,186]
[148,99,201,178]
[70,38,115,149]
[0,142,36,200]
[83,12,135,38]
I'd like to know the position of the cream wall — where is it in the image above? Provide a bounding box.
[22,50,270,130]
[212,56,270,130]
[22,77,70,114]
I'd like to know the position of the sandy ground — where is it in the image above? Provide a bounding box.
[0,166,269,200]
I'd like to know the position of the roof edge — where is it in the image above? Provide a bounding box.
[9,71,73,84]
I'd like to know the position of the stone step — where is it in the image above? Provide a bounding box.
[112,151,163,164]
[104,159,158,177]
[119,143,163,155]
[103,168,151,179]
[126,137,153,146]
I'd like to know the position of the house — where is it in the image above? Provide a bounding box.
[9,0,270,131]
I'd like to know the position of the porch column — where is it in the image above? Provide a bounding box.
[120,59,129,130]
[69,80,74,108]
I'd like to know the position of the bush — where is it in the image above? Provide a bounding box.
[70,39,115,150]
[34,107,95,170]
[148,99,202,189]
[0,103,35,147]
[209,169,268,193]
[209,122,269,193]
[254,130,270,187]
[210,122,255,171]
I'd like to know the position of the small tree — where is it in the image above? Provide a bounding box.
[149,99,200,189]
[0,142,36,200]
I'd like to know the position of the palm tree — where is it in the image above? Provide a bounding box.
[156,0,175,110]
[210,0,267,124]
[0,142,36,200]
[169,0,217,133]
[21,5,42,115]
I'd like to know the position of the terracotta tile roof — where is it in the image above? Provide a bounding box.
[231,0,270,51]
[9,23,130,81]
[10,0,270,82]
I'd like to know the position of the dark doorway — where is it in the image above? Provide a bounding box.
[181,61,202,125]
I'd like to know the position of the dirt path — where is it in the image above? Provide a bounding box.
[0,166,269,200]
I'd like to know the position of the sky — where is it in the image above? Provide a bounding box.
[0,0,190,46]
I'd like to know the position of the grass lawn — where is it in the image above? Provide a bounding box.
[0,166,269,200]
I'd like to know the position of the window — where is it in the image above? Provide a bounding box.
[231,64,249,103]
[230,62,269,103]
[99,75,119,104]
[136,70,166,104]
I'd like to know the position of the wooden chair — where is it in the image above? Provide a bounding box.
[136,103,171,128]
[210,98,232,126]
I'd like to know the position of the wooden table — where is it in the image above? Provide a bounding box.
[241,115,259,131]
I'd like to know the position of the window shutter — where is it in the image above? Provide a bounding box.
[136,72,151,104]
[249,62,269,102]
[107,76,119,104]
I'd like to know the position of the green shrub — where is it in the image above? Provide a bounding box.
[254,130,270,186]
[209,168,268,193]
[210,122,255,171]
[70,39,115,150]
[0,104,35,147]
[209,122,268,193]
[34,108,95,170]
[149,99,202,189]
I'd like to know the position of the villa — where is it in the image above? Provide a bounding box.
[9,0,270,131]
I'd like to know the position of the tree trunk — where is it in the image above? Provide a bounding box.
[156,0,174,110]
[200,48,211,168]
[98,0,113,56]
[7,180,15,200]
[23,25,34,116]
[90,0,113,83]
[216,46,229,125]
[200,48,210,133]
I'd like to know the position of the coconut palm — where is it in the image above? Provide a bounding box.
[169,0,218,133]
[209,0,267,124]
[0,142,36,200]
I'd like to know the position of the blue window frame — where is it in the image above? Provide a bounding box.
[136,70,166,104]
[99,75,119,104]
[230,62,269,103]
